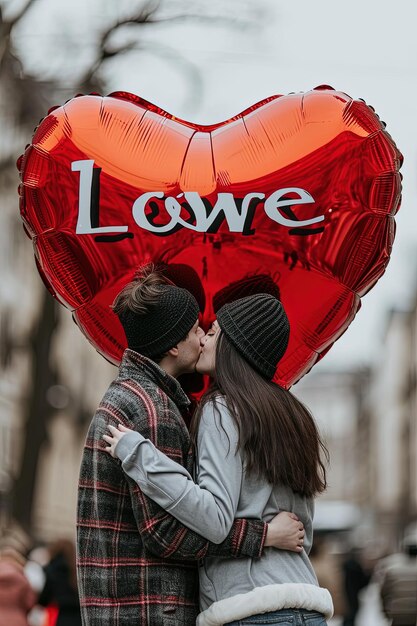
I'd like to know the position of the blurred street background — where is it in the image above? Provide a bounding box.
[0,1,416,625]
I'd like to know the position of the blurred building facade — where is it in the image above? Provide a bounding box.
[0,232,115,541]
[296,305,417,553]
[0,155,115,539]
[0,0,119,544]
[295,368,372,536]
[368,309,413,550]
[29,312,115,539]
[295,369,370,505]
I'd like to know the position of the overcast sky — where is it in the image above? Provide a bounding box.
[8,0,417,370]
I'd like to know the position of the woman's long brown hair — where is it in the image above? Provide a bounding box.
[191,333,329,498]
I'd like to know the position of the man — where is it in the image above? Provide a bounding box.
[77,264,302,625]
[341,547,370,626]
[376,524,417,626]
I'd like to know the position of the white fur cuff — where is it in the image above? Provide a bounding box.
[197,583,334,626]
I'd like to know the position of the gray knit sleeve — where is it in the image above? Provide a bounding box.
[115,400,243,543]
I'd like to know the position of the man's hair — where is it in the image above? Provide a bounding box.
[112,263,198,363]
[112,263,173,317]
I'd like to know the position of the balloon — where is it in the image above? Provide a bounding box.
[17,86,402,387]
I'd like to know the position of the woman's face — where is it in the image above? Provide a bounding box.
[196,320,220,377]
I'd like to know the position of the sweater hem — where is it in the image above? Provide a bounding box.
[196,582,334,625]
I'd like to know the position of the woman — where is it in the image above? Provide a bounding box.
[38,540,82,626]
[104,293,333,625]
[0,547,36,626]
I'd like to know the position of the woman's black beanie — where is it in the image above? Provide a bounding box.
[216,293,290,379]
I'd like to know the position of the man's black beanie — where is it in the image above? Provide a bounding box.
[118,285,200,358]
[216,293,290,380]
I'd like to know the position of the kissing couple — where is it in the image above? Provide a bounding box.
[77,263,333,626]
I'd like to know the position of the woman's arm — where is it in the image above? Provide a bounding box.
[105,401,242,543]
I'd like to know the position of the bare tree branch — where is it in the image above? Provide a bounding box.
[78,0,254,98]
[98,0,161,51]
[0,0,36,62]
[0,154,18,174]
[142,13,253,29]
[5,0,37,29]
[12,290,60,532]
[140,40,203,111]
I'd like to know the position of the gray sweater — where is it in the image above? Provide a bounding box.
[115,397,333,625]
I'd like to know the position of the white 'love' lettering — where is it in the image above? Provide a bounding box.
[72,159,324,236]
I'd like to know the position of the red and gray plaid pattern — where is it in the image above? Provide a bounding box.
[77,349,267,625]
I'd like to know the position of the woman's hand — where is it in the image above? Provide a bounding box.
[103,423,132,458]
[264,511,305,552]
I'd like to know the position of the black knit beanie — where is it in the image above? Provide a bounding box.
[216,294,290,379]
[118,285,200,358]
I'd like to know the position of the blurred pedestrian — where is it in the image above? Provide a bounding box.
[341,547,371,626]
[25,545,49,626]
[0,546,37,626]
[212,233,222,253]
[310,536,346,622]
[375,523,417,626]
[38,539,81,626]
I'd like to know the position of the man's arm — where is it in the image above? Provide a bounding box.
[128,476,266,561]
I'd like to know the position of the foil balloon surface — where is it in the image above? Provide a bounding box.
[17,86,403,387]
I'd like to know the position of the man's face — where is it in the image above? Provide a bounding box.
[176,319,205,375]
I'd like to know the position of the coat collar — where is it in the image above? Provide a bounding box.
[119,349,190,410]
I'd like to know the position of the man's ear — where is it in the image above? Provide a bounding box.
[167,345,179,357]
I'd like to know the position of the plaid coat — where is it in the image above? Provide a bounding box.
[77,349,267,625]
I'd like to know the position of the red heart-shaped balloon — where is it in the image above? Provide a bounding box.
[18,86,402,386]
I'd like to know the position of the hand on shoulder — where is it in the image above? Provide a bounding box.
[103,423,132,457]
